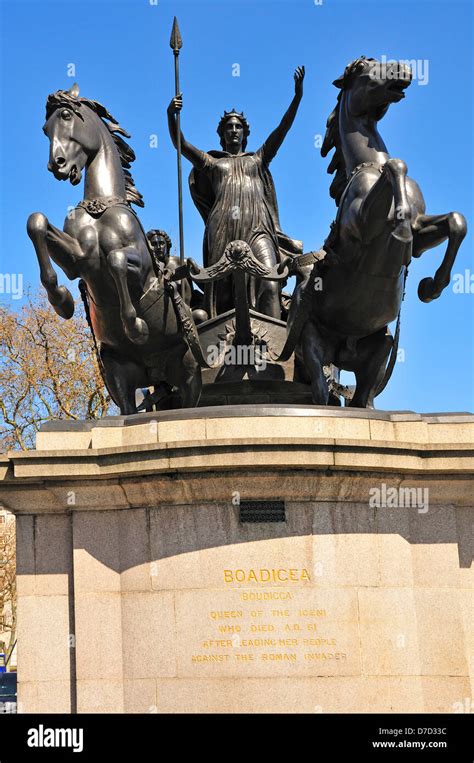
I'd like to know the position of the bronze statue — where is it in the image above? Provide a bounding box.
[285,57,467,407]
[167,67,305,320]
[27,84,202,414]
[26,33,468,415]
[147,228,173,275]
[147,229,190,301]
[147,228,208,325]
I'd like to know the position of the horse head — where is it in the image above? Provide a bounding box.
[42,83,143,206]
[322,57,413,204]
[43,83,97,185]
[335,56,412,122]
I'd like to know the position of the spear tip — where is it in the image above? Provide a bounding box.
[170,16,182,50]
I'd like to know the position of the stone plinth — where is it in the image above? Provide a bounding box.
[0,406,472,713]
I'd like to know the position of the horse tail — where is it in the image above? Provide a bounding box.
[374,310,402,398]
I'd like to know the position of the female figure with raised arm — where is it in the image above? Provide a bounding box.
[167,67,305,319]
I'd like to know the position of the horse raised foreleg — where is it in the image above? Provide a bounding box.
[382,159,412,243]
[358,169,393,242]
[413,212,467,302]
[358,159,412,245]
[26,212,75,319]
[107,248,149,345]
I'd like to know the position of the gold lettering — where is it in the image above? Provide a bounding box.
[201,639,233,648]
[192,654,231,663]
[261,653,297,662]
[304,652,347,661]
[223,568,311,584]
[241,591,292,601]
[241,638,276,647]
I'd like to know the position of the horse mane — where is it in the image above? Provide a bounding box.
[321,57,377,206]
[45,89,144,207]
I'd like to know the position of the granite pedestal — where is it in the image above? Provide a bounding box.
[1,406,472,713]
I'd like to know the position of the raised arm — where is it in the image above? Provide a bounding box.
[261,66,305,164]
[167,93,211,169]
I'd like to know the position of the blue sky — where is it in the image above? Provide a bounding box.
[0,0,472,412]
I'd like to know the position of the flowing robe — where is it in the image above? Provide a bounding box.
[189,146,302,317]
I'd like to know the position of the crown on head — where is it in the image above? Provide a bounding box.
[217,109,250,150]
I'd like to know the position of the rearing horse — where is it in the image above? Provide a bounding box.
[27,83,201,414]
[290,57,467,407]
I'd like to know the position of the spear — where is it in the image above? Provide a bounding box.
[170,17,185,296]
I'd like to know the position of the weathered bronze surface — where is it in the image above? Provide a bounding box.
[167,67,304,320]
[27,35,467,413]
[286,57,466,407]
[27,84,202,415]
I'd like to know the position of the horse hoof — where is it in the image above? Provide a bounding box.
[128,317,149,345]
[418,277,437,303]
[49,286,75,319]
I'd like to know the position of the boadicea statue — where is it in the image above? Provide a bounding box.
[282,57,467,407]
[26,83,205,415]
[167,67,304,320]
[26,26,467,413]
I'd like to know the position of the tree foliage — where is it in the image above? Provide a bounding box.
[0,512,16,667]
[0,290,116,451]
